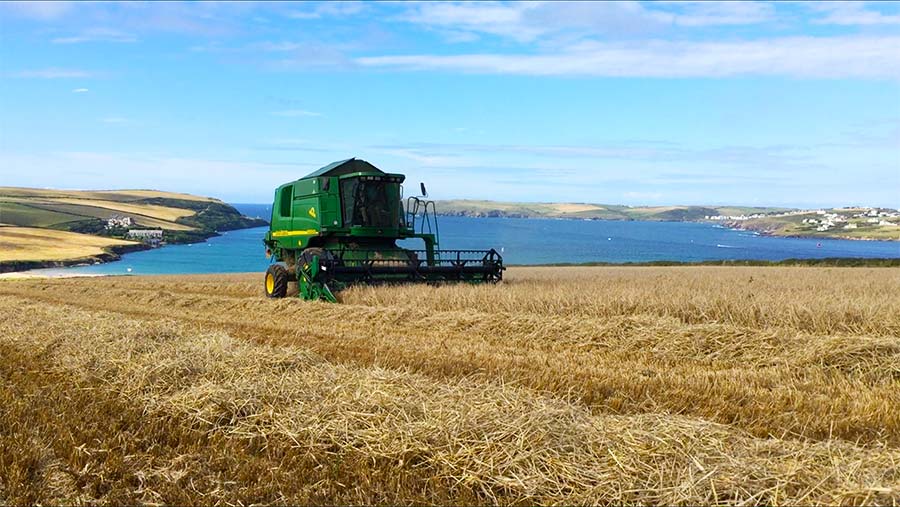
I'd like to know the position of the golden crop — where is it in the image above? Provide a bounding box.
[0,226,137,262]
[1,266,898,505]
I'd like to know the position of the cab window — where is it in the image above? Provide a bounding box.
[279,185,293,217]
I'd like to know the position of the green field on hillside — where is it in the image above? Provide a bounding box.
[0,201,86,228]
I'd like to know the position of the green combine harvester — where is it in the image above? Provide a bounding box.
[263,158,504,301]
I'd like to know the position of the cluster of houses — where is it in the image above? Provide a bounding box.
[104,215,133,229]
[126,229,164,246]
[801,211,851,232]
[705,213,766,221]
[705,209,813,222]
[804,208,900,232]
[706,207,900,233]
[105,215,164,246]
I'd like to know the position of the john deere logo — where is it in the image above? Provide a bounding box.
[308,207,317,218]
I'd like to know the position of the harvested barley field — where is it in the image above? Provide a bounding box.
[0,226,137,262]
[1,266,898,505]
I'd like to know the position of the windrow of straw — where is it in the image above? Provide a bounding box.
[1,293,899,505]
[2,267,898,445]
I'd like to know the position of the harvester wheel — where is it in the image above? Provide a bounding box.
[264,263,288,298]
[300,248,331,273]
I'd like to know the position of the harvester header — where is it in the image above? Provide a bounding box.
[263,158,503,301]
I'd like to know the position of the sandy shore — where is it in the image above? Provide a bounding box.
[0,271,111,280]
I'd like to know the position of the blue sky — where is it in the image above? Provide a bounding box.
[1,1,898,207]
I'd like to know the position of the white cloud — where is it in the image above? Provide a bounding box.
[52,28,138,44]
[287,1,368,20]
[9,68,96,79]
[270,110,324,118]
[72,88,89,93]
[357,36,900,79]
[397,2,541,42]
[396,1,776,43]
[809,2,900,26]
[1,1,73,20]
[439,30,482,44]
[662,1,776,27]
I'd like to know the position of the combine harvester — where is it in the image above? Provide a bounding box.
[263,158,504,301]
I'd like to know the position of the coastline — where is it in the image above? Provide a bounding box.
[0,243,150,274]
[436,212,900,243]
[0,225,267,274]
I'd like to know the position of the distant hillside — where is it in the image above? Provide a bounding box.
[432,199,900,242]
[0,187,267,272]
[434,199,791,222]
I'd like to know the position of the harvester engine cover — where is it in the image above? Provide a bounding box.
[263,158,504,301]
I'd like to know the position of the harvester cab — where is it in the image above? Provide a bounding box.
[263,158,504,301]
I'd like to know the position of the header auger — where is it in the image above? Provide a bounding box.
[263,158,504,302]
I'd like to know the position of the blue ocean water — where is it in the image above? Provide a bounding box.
[31,203,900,275]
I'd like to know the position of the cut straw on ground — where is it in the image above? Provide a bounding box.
[1,288,899,505]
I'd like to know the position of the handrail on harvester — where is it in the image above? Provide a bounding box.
[405,197,440,241]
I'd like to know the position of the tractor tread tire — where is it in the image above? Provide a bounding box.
[265,263,289,298]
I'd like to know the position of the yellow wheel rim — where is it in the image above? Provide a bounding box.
[265,273,274,294]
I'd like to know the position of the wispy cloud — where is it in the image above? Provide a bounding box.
[9,68,96,79]
[357,35,900,79]
[660,1,776,27]
[623,191,663,201]
[395,2,776,44]
[397,2,540,42]
[254,41,307,52]
[287,1,368,20]
[0,151,307,202]
[372,140,819,172]
[270,109,324,118]
[260,42,357,70]
[368,138,898,206]
[100,117,129,124]
[3,2,250,38]
[52,28,138,44]
[809,2,900,26]
[0,1,73,20]
[72,88,90,93]
[254,138,337,153]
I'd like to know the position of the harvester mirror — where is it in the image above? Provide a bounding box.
[420,182,428,197]
[321,177,330,191]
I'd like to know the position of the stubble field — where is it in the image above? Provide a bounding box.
[1,266,898,505]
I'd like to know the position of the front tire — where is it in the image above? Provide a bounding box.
[265,264,288,298]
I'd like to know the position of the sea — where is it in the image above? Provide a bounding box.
[29,203,900,276]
